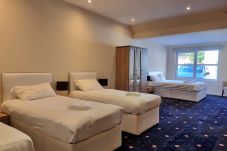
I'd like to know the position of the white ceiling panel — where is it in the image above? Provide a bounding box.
[147,29,227,46]
[65,0,227,25]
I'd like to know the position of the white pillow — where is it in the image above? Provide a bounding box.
[150,74,162,82]
[74,79,103,91]
[11,82,56,101]
[148,72,165,82]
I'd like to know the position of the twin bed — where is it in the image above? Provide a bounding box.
[69,72,161,135]
[0,72,161,151]
[0,122,34,151]
[147,72,207,102]
[0,73,122,151]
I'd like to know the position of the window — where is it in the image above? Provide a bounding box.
[176,47,219,80]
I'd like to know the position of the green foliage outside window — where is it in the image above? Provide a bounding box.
[197,51,205,64]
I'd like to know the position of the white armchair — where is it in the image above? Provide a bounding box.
[222,81,227,97]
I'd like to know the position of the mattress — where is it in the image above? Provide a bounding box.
[0,96,122,144]
[70,89,161,115]
[0,122,35,151]
[148,80,207,91]
[154,87,207,102]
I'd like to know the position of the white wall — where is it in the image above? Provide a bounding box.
[134,39,168,76]
[167,43,227,95]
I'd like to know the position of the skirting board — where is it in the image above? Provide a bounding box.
[11,119,121,151]
[122,107,159,135]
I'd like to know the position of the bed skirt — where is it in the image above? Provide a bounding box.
[11,119,122,151]
[154,88,207,102]
[122,107,159,135]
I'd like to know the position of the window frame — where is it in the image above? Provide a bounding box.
[175,46,221,81]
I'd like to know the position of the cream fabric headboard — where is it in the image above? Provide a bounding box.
[69,72,97,92]
[2,73,52,101]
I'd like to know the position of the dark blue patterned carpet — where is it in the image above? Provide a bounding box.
[116,95,227,151]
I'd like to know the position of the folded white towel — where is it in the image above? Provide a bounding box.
[125,92,141,97]
[68,102,93,110]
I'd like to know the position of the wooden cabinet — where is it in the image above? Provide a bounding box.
[116,46,148,93]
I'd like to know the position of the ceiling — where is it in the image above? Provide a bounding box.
[65,0,227,25]
[147,29,227,46]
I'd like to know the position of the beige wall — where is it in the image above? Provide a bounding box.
[0,0,133,100]
[0,0,168,102]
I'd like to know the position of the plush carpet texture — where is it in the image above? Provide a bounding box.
[116,95,227,151]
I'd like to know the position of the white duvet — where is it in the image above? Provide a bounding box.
[0,122,34,151]
[70,89,161,115]
[0,96,122,144]
[148,80,207,91]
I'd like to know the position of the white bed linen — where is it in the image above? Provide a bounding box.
[148,80,207,91]
[0,122,34,151]
[70,89,161,115]
[0,96,122,144]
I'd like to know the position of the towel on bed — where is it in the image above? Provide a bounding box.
[125,92,141,97]
[68,102,92,110]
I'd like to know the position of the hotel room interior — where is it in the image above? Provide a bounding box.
[0,0,227,151]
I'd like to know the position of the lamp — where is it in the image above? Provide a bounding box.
[56,81,69,91]
[98,79,108,86]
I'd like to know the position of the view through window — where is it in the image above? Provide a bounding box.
[176,48,219,80]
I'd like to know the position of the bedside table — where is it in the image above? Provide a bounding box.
[56,91,69,97]
[0,112,10,125]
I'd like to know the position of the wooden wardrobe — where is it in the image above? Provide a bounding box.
[116,46,148,93]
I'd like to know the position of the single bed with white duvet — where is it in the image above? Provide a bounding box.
[70,89,160,115]
[69,72,161,135]
[1,96,122,144]
[1,73,122,151]
[147,71,207,102]
[148,80,206,92]
[0,122,35,151]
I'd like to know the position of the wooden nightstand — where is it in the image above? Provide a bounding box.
[56,91,69,97]
[0,112,10,125]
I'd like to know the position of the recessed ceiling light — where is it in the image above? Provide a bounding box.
[88,0,92,4]
[186,6,191,11]
[131,18,135,22]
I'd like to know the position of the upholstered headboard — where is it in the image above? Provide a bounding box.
[2,73,52,101]
[69,72,97,92]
